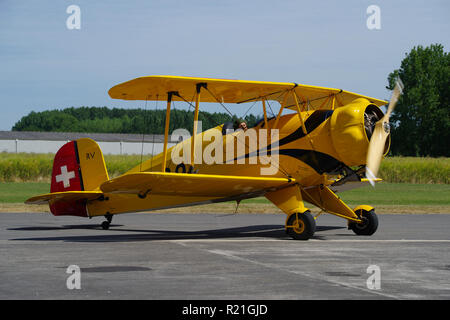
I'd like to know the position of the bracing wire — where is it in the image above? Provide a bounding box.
[204,87,234,118]
[241,100,258,119]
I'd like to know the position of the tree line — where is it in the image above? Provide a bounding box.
[12,107,260,135]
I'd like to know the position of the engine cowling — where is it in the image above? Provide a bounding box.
[329,98,386,167]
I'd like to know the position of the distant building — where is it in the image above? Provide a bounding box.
[0,131,178,155]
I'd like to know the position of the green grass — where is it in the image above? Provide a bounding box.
[0,182,50,203]
[0,152,143,182]
[0,153,53,181]
[1,153,448,183]
[337,183,450,206]
[1,152,448,213]
[378,157,449,184]
[1,182,449,208]
[241,183,450,206]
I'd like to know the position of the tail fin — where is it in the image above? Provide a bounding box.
[49,138,108,216]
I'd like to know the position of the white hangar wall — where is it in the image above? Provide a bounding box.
[0,132,178,155]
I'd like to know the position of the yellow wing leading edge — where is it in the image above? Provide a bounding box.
[108,75,387,109]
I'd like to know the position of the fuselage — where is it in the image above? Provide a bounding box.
[86,97,385,216]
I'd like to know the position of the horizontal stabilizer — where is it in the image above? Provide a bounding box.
[100,172,294,198]
[25,191,103,205]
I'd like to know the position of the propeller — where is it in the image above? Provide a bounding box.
[366,78,404,186]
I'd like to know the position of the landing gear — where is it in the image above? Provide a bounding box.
[101,213,113,230]
[349,209,378,236]
[285,211,316,240]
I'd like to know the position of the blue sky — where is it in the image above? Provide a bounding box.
[0,0,449,130]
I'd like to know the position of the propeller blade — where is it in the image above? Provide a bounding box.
[385,78,404,118]
[366,78,403,186]
[366,121,389,185]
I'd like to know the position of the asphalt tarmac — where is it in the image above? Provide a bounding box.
[1,212,449,299]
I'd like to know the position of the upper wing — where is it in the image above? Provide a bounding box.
[108,75,387,109]
[100,172,295,198]
[108,75,294,103]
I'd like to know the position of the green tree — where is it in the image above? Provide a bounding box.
[12,106,259,134]
[387,44,449,157]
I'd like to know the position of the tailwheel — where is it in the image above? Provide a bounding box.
[286,211,316,240]
[101,213,113,230]
[349,209,378,236]
[101,221,110,230]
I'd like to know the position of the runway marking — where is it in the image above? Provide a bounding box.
[3,239,450,245]
[170,239,450,243]
[315,239,450,242]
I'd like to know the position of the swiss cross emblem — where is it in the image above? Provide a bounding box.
[55,165,76,188]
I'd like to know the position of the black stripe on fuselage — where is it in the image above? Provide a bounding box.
[274,110,334,149]
[278,149,341,174]
[232,110,335,165]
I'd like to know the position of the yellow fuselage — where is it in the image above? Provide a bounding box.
[87,97,381,217]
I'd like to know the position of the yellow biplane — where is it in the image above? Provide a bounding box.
[26,75,403,240]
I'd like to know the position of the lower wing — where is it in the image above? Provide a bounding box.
[100,172,295,198]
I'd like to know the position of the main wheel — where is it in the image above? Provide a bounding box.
[349,209,378,236]
[101,221,110,230]
[286,211,316,240]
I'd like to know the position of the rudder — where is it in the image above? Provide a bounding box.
[50,138,109,216]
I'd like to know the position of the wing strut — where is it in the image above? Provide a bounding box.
[162,91,176,172]
[191,83,207,166]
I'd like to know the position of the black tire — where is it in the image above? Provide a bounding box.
[349,209,378,236]
[286,211,316,240]
[101,221,110,230]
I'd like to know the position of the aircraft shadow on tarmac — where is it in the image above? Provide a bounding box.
[9,224,345,242]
